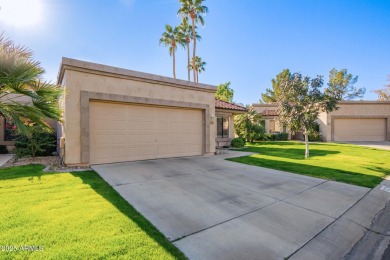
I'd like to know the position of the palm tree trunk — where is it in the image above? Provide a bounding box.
[173,48,176,79]
[191,17,196,82]
[187,40,190,81]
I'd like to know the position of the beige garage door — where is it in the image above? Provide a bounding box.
[333,118,386,141]
[89,101,203,164]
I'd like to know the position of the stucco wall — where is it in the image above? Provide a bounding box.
[59,58,216,165]
[326,102,390,141]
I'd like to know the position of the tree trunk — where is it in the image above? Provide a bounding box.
[173,48,176,79]
[191,17,196,82]
[187,40,190,81]
[304,132,309,159]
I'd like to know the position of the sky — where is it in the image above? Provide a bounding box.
[0,0,389,105]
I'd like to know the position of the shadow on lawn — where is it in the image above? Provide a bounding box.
[0,165,185,259]
[227,156,383,188]
[242,146,340,160]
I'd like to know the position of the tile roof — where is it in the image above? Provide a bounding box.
[261,109,279,116]
[215,99,247,111]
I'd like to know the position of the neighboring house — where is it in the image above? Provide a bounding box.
[215,99,247,148]
[253,101,390,141]
[58,58,219,166]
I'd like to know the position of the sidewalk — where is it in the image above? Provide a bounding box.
[0,154,14,166]
[290,178,390,260]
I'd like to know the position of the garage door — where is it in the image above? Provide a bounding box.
[333,118,386,141]
[89,101,203,164]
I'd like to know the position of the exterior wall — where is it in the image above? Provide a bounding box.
[215,109,235,147]
[317,112,328,141]
[59,58,216,165]
[253,102,390,142]
[327,102,390,141]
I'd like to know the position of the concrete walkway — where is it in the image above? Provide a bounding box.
[92,152,387,259]
[0,154,14,166]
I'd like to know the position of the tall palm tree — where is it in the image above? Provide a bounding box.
[178,0,208,82]
[159,25,184,79]
[0,34,62,136]
[178,19,201,82]
[190,56,206,83]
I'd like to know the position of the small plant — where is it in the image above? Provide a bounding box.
[15,125,57,158]
[231,137,246,148]
[0,145,8,154]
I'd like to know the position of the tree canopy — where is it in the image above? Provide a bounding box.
[215,82,234,102]
[261,68,364,103]
[277,72,363,158]
[374,76,390,101]
[0,34,62,136]
[260,69,291,103]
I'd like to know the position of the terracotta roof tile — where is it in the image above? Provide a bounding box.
[261,109,279,116]
[215,99,247,111]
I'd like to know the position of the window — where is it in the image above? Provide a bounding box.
[4,118,16,141]
[217,117,229,138]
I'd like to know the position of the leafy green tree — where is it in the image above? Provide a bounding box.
[0,34,62,136]
[159,24,184,79]
[178,0,208,82]
[215,82,234,102]
[234,107,264,142]
[277,72,363,159]
[260,69,291,103]
[374,76,390,101]
[328,68,365,100]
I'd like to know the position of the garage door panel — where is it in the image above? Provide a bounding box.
[90,102,203,164]
[334,118,386,141]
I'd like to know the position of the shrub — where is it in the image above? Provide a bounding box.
[275,132,289,141]
[15,127,57,158]
[231,137,246,148]
[256,133,288,141]
[308,132,322,142]
[0,145,8,154]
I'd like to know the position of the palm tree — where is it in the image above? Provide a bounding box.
[159,25,184,79]
[190,56,206,83]
[178,0,208,82]
[0,34,62,136]
[178,19,202,81]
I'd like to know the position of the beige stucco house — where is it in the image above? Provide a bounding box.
[58,58,233,166]
[253,101,390,142]
[215,99,247,148]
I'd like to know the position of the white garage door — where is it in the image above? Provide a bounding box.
[334,118,386,141]
[89,101,203,164]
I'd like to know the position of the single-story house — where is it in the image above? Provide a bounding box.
[252,102,390,142]
[215,99,247,148]
[57,58,246,166]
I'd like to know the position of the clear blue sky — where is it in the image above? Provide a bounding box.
[1,0,389,105]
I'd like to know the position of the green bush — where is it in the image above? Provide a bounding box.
[256,133,288,141]
[0,145,8,154]
[230,137,246,148]
[309,132,322,142]
[15,128,57,158]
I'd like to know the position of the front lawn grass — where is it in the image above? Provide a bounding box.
[0,165,185,260]
[228,141,390,188]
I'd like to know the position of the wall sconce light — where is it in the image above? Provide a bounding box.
[210,114,215,124]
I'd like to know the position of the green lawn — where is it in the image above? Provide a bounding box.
[228,141,390,188]
[0,165,185,260]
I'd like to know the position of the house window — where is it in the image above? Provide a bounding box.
[4,118,17,141]
[217,117,229,138]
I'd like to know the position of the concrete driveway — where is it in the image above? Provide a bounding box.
[92,152,376,259]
